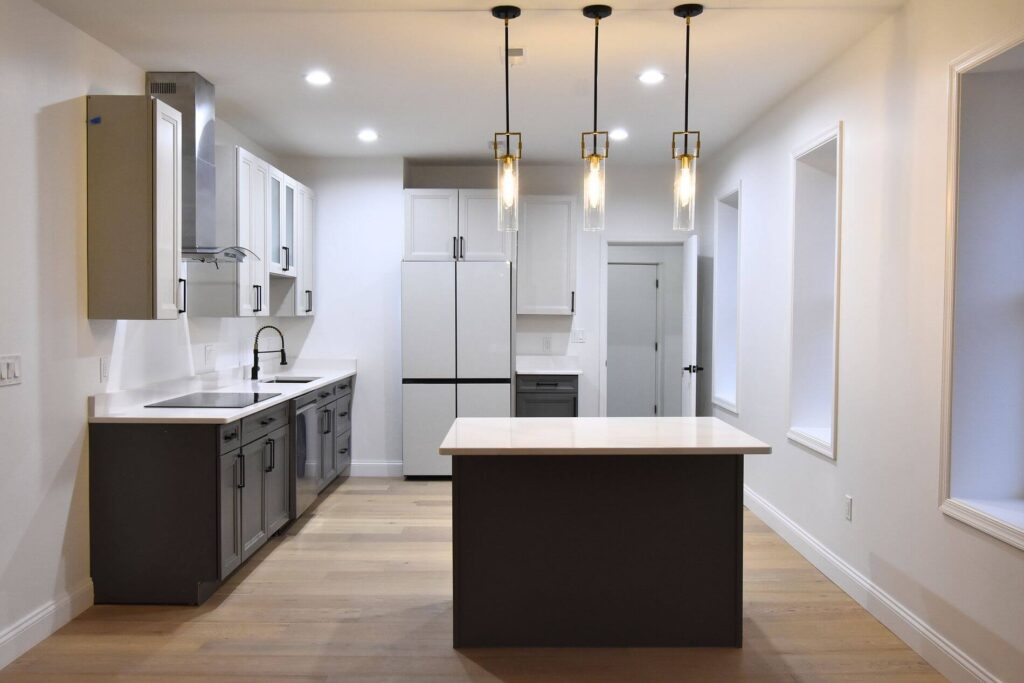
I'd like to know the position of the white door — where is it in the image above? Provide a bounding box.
[268,170,285,275]
[607,263,658,416]
[517,195,577,315]
[682,235,699,416]
[402,261,456,378]
[456,261,511,379]
[457,383,511,418]
[404,189,459,261]
[402,383,456,476]
[458,189,512,261]
[152,99,182,320]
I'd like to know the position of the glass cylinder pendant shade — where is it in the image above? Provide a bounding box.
[497,154,519,232]
[583,154,606,231]
[673,153,697,232]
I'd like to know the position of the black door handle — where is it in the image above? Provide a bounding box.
[452,236,458,260]
[282,245,290,271]
[683,365,705,374]
[306,289,313,313]
[459,236,465,259]
[178,278,187,314]
[237,453,245,488]
[265,439,275,472]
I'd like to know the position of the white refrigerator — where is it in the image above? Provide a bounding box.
[402,260,512,476]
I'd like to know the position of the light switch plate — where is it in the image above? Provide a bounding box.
[844,495,853,522]
[571,329,586,344]
[0,355,22,387]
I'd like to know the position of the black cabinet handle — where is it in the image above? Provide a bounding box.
[452,236,458,260]
[178,278,187,314]
[265,438,275,472]
[253,284,263,313]
[260,417,275,427]
[322,409,332,435]
[459,236,465,259]
[319,391,331,399]
[305,290,313,313]
[223,430,237,442]
[571,290,575,314]
[238,453,245,489]
[338,411,349,418]
[282,246,291,271]
[338,447,349,455]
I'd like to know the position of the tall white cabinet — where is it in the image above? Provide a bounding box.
[87,95,184,320]
[404,189,512,262]
[517,195,577,315]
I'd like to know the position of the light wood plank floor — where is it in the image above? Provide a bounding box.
[2,478,945,682]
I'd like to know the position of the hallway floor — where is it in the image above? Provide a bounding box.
[1,478,945,682]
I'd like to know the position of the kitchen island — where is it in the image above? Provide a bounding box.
[439,417,771,648]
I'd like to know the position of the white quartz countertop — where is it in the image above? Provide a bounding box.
[515,355,582,376]
[439,417,771,456]
[89,359,356,424]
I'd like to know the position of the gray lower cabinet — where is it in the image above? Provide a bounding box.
[91,403,292,606]
[219,449,243,579]
[516,375,579,417]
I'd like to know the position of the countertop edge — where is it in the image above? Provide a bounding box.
[439,446,773,456]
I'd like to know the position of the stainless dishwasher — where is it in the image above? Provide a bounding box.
[293,396,322,518]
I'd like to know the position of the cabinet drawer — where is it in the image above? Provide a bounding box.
[516,375,579,393]
[334,393,352,435]
[334,377,353,397]
[218,422,241,454]
[241,403,288,445]
[314,385,336,407]
[334,430,352,475]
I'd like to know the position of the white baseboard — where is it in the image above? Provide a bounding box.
[0,578,93,671]
[350,460,403,477]
[743,486,999,683]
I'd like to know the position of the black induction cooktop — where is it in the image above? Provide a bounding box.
[145,392,282,409]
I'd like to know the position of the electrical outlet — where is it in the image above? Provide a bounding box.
[99,356,110,383]
[571,329,586,344]
[0,355,22,387]
[844,495,853,522]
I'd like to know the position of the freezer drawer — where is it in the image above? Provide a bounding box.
[402,382,456,476]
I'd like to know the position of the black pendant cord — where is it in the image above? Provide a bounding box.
[504,19,511,135]
[684,17,691,132]
[593,19,600,132]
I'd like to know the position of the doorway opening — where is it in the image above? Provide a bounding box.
[605,244,686,417]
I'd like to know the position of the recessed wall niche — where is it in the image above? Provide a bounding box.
[787,126,842,459]
[941,37,1024,550]
[712,188,740,413]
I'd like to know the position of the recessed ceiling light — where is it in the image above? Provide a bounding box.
[609,128,629,141]
[358,128,379,143]
[638,69,666,85]
[305,70,332,86]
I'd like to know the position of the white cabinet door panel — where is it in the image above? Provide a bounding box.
[457,261,511,379]
[458,189,512,262]
[404,189,459,261]
[402,383,455,476]
[457,383,511,418]
[153,99,182,320]
[517,195,576,315]
[402,261,456,378]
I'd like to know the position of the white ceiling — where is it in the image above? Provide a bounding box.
[38,0,902,163]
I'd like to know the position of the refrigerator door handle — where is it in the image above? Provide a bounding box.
[453,236,458,260]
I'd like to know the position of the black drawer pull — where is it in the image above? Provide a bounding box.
[319,391,331,399]
[338,447,349,454]
[535,382,559,387]
[260,417,276,426]
[237,453,245,489]
[223,431,237,441]
[338,411,349,417]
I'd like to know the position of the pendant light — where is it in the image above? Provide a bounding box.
[672,4,703,233]
[581,5,612,232]
[493,6,522,232]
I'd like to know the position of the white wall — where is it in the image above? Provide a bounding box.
[277,157,407,475]
[697,1,1024,680]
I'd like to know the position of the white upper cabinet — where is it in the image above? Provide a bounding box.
[405,189,512,262]
[295,183,315,316]
[517,195,577,316]
[404,189,459,261]
[269,170,297,277]
[238,148,270,317]
[458,189,513,262]
[87,95,183,320]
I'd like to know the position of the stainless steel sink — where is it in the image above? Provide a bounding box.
[263,376,321,384]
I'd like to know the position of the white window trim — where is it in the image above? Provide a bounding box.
[939,31,1024,551]
[785,123,844,462]
[711,183,742,416]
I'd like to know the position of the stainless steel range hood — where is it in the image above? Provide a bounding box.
[145,71,253,264]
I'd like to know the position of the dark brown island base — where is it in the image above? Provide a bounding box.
[439,416,772,648]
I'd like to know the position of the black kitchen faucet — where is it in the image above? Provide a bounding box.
[252,325,287,380]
